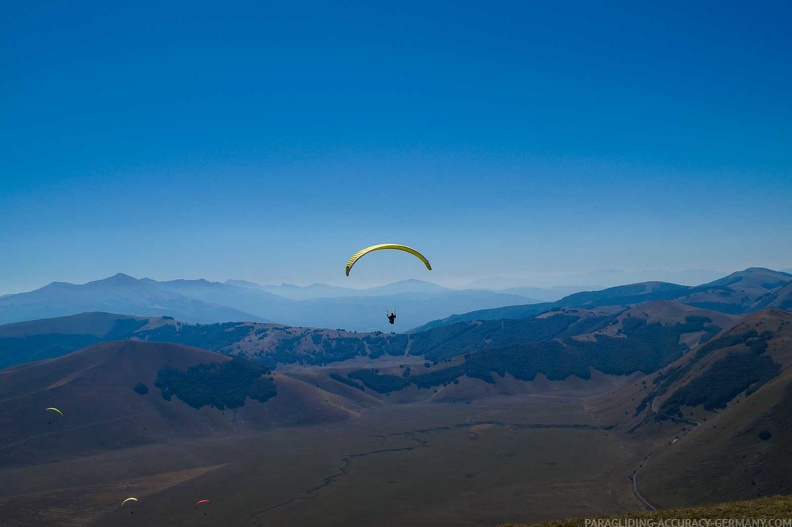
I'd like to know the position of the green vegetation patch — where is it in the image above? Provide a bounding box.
[319,337,368,364]
[410,314,581,362]
[661,353,781,414]
[155,357,276,410]
[348,369,409,393]
[408,323,485,360]
[695,329,768,359]
[138,322,252,351]
[349,316,721,394]
[375,334,409,357]
[268,334,375,365]
[557,314,618,337]
[465,341,589,383]
[571,315,716,376]
[651,329,776,411]
[328,373,365,391]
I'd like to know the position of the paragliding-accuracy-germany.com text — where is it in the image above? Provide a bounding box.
[585,520,792,527]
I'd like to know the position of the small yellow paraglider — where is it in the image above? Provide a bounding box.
[122,497,138,515]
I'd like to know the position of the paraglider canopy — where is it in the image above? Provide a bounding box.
[345,244,431,276]
[45,407,63,417]
[122,497,138,506]
[194,499,211,509]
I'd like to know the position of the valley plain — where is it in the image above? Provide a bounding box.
[0,387,641,527]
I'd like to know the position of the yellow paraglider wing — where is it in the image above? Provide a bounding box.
[122,497,138,506]
[45,407,63,417]
[345,244,431,276]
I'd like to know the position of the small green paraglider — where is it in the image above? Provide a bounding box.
[45,407,63,425]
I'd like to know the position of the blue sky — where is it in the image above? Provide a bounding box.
[2,1,790,293]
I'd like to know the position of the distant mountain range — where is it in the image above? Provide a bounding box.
[411,267,792,332]
[1,268,790,333]
[0,273,270,326]
[4,268,788,398]
[239,279,454,300]
[0,274,541,331]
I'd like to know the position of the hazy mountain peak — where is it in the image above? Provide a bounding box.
[701,267,792,289]
[40,281,77,290]
[162,278,214,286]
[730,266,787,277]
[373,279,451,292]
[88,273,141,286]
[224,279,265,289]
[393,279,441,286]
[110,272,137,280]
[0,273,268,326]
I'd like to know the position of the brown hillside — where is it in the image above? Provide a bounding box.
[0,341,231,467]
[622,300,737,326]
[591,309,791,432]
[0,341,356,468]
[641,367,792,507]
[587,310,792,509]
[284,369,383,407]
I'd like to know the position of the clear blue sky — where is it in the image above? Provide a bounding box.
[2,1,790,293]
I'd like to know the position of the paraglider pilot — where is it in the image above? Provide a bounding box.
[387,312,397,324]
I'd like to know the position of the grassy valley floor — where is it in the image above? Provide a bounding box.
[0,392,643,527]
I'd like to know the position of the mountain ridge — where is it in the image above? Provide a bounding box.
[410,267,792,332]
[0,275,541,331]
